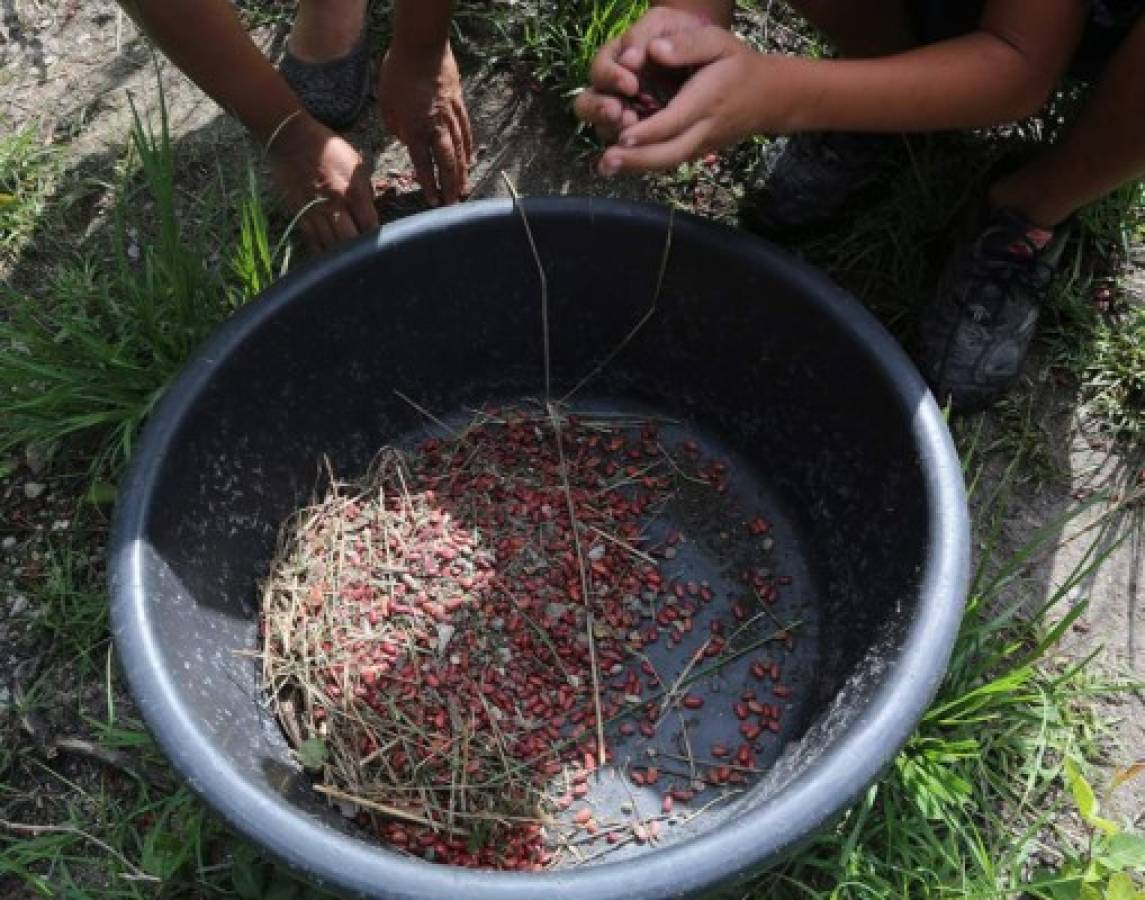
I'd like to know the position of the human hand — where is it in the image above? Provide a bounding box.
[268,114,379,252]
[574,6,714,143]
[379,40,473,206]
[598,27,782,175]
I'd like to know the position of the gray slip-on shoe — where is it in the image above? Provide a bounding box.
[279,38,371,130]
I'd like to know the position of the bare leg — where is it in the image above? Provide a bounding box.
[989,18,1145,228]
[288,0,367,62]
[784,0,916,57]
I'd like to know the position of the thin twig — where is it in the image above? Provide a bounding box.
[655,641,710,730]
[51,737,169,789]
[501,172,550,401]
[561,207,675,403]
[393,389,460,439]
[0,820,159,884]
[547,400,607,767]
[312,784,471,836]
[585,524,657,566]
[656,750,763,775]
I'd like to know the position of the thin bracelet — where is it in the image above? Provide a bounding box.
[264,109,305,154]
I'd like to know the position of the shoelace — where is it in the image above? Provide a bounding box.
[963,226,1056,325]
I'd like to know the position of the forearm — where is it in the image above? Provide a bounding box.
[654,0,734,27]
[776,32,1068,133]
[391,0,453,54]
[118,0,303,143]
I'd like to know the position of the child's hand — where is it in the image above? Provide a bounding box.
[598,27,780,175]
[268,115,379,252]
[379,40,473,207]
[574,6,714,143]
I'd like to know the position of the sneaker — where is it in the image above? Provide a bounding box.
[279,37,371,130]
[919,207,1069,412]
[740,132,906,235]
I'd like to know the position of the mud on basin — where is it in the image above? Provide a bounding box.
[110,198,969,899]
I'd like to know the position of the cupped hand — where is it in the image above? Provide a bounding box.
[379,40,473,206]
[598,27,781,175]
[573,6,714,143]
[269,114,379,252]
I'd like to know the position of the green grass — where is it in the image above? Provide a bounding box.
[0,121,59,263]
[0,89,281,477]
[749,483,1138,898]
[1044,178,1145,439]
[1076,303,1145,438]
[518,0,650,97]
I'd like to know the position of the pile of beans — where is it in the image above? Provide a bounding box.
[260,407,797,870]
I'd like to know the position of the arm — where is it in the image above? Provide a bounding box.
[767,4,1086,133]
[602,0,1087,173]
[392,0,453,54]
[118,0,302,142]
[118,0,378,249]
[380,0,473,205]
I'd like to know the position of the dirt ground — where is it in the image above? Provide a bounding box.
[1,0,1142,892]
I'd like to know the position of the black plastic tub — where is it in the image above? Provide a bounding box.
[110,198,969,899]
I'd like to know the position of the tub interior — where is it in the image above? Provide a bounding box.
[124,200,932,865]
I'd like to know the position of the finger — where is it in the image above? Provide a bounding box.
[453,97,474,164]
[346,168,380,232]
[408,140,440,206]
[598,122,708,175]
[444,110,470,198]
[589,37,639,96]
[617,89,704,148]
[617,31,649,73]
[329,206,359,243]
[647,28,730,69]
[431,125,461,205]
[617,8,688,71]
[620,107,640,130]
[573,90,624,133]
[617,68,716,148]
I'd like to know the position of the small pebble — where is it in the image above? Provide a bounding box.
[23,482,46,500]
[1,536,16,552]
